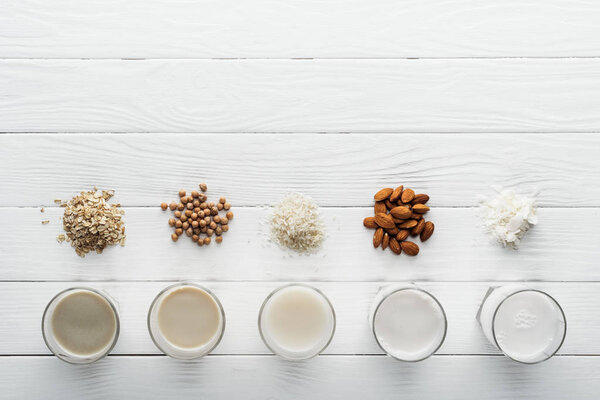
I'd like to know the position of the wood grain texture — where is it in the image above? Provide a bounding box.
[1,133,599,207]
[2,59,600,133]
[0,356,598,400]
[2,207,599,281]
[2,0,600,58]
[0,281,596,355]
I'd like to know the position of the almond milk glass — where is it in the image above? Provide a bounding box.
[370,284,447,362]
[148,283,225,359]
[42,288,120,364]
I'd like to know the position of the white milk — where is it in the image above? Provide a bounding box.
[477,285,566,363]
[259,285,335,360]
[370,286,447,362]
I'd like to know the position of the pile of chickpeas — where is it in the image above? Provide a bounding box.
[160,183,233,246]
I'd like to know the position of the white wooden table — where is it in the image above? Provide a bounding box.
[1,1,600,399]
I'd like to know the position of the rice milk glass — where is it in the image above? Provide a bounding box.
[259,284,336,360]
[369,284,447,362]
[477,285,566,363]
[148,283,225,359]
[42,287,120,364]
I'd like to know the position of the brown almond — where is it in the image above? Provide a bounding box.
[400,188,415,203]
[363,217,377,229]
[382,233,390,250]
[390,206,412,219]
[396,230,409,241]
[389,237,402,254]
[389,185,403,202]
[374,201,387,214]
[412,194,430,205]
[412,218,425,235]
[374,188,394,201]
[385,199,395,210]
[398,219,418,229]
[420,221,435,242]
[411,213,423,220]
[412,204,430,214]
[386,227,399,236]
[401,241,420,256]
[375,213,395,229]
[373,228,384,248]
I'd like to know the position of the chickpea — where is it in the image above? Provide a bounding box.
[221,225,229,232]
[204,216,211,223]
[199,194,207,202]
[215,227,222,236]
[191,213,198,220]
[180,215,188,222]
[191,220,199,228]
[224,203,231,210]
[219,197,226,204]
[211,207,218,215]
[207,229,214,237]
[199,219,207,227]
[185,209,192,217]
[209,221,216,230]
[217,203,224,210]
[204,237,211,245]
[175,220,183,228]
[213,215,221,223]
[179,190,186,198]
[186,228,193,236]
[192,234,199,242]
[169,202,177,211]
[197,239,204,246]
[199,183,207,192]
[182,222,189,230]
[200,226,208,233]
[191,190,200,198]
[220,217,228,225]
[187,203,194,210]
[193,199,200,207]
[208,202,215,208]
[175,228,183,236]
[174,211,183,219]
[171,233,178,241]
[168,218,176,227]
[226,211,234,220]
[177,203,185,211]
[215,236,223,244]
[200,202,208,209]
[181,196,189,204]
[198,211,205,218]
[160,202,168,211]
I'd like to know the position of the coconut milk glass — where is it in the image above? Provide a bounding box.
[370,285,447,362]
[477,285,566,363]
[259,284,335,360]
[148,283,225,359]
[42,288,119,364]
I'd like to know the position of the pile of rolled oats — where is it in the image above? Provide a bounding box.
[57,188,126,257]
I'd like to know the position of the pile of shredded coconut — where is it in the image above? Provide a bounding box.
[268,192,325,254]
[478,188,538,249]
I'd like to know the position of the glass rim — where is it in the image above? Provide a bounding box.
[41,286,120,365]
[371,286,448,362]
[258,283,336,361]
[147,282,226,360]
[491,288,567,364]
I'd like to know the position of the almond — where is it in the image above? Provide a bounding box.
[389,237,402,254]
[400,188,415,203]
[412,194,430,205]
[373,228,384,248]
[382,233,390,250]
[385,199,395,210]
[386,227,399,236]
[374,201,387,214]
[390,206,412,219]
[374,213,395,229]
[389,185,403,202]
[412,218,425,235]
[420,221,435,242]
[398,219,417,229]
[396,230,409,241]
[363,217,377,229]
[401,241,420,256]
[411,212,422,220]
[374,188,394,201]
[412,204,430,214]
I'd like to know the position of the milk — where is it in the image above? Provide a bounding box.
[148,284,225,359]
[259,284,335,360]
[370,285,447,361]
[42,288,119,364]
[477,285,566,363]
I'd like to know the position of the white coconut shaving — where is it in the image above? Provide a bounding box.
[268,192,325,254]
[478,188,538,249]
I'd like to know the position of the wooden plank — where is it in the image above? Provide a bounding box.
[1,133,599,207]
[0,355,597,399]
[1,0,600,58]
[2,207,599,281]
[2,60,600,133]
[0,281,595,356]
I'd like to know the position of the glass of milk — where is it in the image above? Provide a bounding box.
[258,284,336,361]
[477,285,567,364]
[42,287,120,364]
[369,284,447,362]
[147,283,226,360]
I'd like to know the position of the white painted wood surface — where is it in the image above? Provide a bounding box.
[2,0,600,58]
[1,0,599,397]
[2,59,600,133]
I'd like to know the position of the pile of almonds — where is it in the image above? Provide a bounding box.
[161,183,233,246]
[363,186,434,256]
